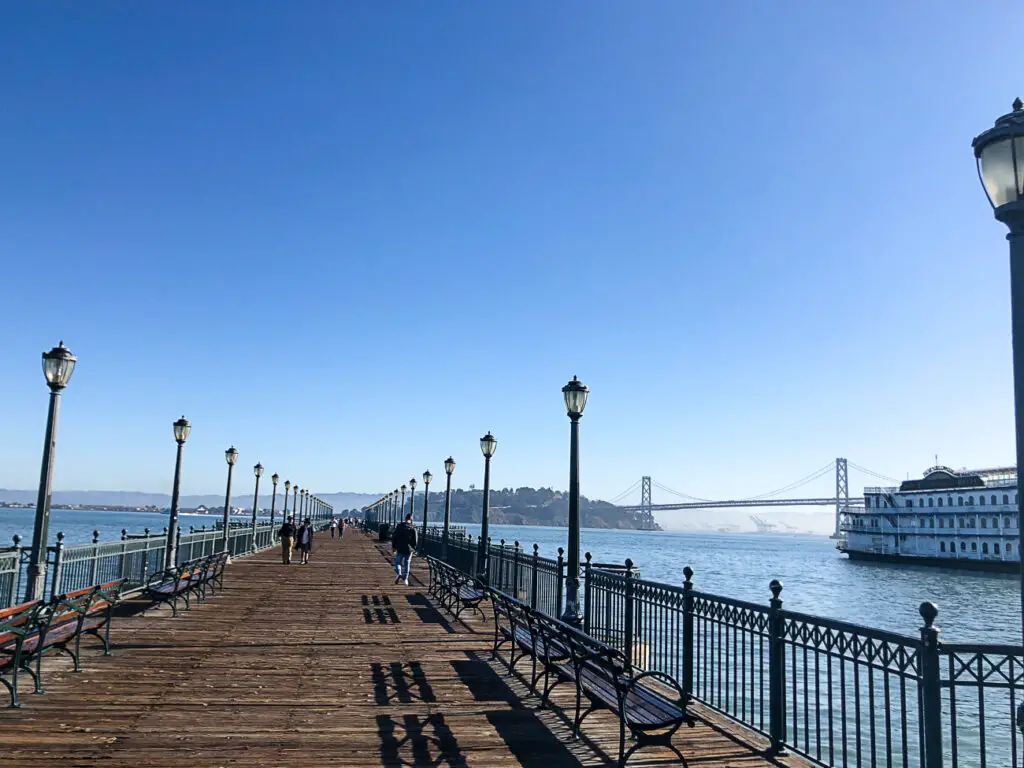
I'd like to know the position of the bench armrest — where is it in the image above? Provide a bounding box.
[620,669,686,722]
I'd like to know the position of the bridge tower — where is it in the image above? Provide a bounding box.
[641,476,653,530]
[834,458,849,538]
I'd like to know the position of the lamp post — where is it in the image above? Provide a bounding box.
[393,489,399,524]
[250,463,263,552]
[25,341,77,601]
[442,457,455,560]
[560,376,590,627]
[270,473,279,530]
[421,470,433,541]
[403,479,411,528]
[283,479,291,525]
[164,416,191,569]
[400,484,407,523]
[973,98,1024,641]
[300,489,307,521]
[478,432,498,584]
[222,447,239,555]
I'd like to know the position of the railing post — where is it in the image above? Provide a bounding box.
[174,527,182,567]
[530,544,539,610]
[140,528,151,584]
[498,539,506,591]
[623,558,635,669]
[583,552,593,635]
[556,547,565,619]
[768,579,786,755]
[918,602,943,768]
[10,535,23,606]
[512,542,521,600]
[119,529,129,581]
[50,532,65,598]
[682,566,694,704]
[88,530,101,587]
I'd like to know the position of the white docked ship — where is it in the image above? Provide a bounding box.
[839,465,1020,572]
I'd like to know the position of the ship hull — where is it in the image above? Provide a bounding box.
[842,548,1018,573]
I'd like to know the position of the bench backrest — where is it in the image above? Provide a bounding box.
[0,600,41,645]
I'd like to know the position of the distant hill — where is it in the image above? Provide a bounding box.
[378,486,657,530]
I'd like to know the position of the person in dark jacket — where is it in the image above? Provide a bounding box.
[296,518,314,565]
[279,515,296,564]
[391,512,418,585]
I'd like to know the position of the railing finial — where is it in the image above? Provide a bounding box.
[918,601,938,628]
[683,565,693,583]
[92,530,100,543]
[769,579,783,600]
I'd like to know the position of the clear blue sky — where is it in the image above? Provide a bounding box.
[2,2,1022,521]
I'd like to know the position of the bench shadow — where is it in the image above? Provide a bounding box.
[377,712,468,767]
[485,709,599,768]
[371,661,437,706]
[405,595,457,633]
[450,651,522,706]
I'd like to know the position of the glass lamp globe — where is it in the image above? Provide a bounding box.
[562,376,590,417]
[42,341,76,390]
[173,416,191,443]
[973,98,1024,214]
[480,432,498,458]
[254,463,264,478]
[444,456,456,475]
[423,470,433,485]
[225,447,239,466]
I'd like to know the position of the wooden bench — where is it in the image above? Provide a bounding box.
[1,580,124,707]
[425,556,486,621]
[0,600,40,707]
[487,586,691,767]
[144,554,223,616]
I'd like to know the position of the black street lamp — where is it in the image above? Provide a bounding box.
[421,470,433,541]
[250,463,263,552]
[222,447,239,555]
[165,416,191,569]
[973,98,1024,641]
[26,341,77,600]
[393,489,399,524]
[270,473,279,529]
[477,432,498,584]
[409,478,417,528]
[442,457,455,560]
[292,484,299,523]
[400,484,407,523]
[283,479,291,523]
[560,376,590,627]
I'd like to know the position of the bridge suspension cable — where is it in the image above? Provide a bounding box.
[744,461,835,500]
[650,480,715,503]
[608,479,643,505]
[847,461,901,485]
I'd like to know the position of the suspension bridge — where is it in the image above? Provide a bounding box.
[609,458,900,533]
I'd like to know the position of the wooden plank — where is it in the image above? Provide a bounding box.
[0,532,811,767]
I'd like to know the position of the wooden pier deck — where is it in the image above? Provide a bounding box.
[1,531,808,767]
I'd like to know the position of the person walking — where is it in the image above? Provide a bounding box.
[297,517,314,564]
[329,518,337,538]
[279,515,297,564]
[339,518,346,539]
[391,512,418,585]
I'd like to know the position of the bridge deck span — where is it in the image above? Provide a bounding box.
[0,532,809,767]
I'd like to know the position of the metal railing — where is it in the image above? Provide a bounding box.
[418,529,1021,768]
[0,518,327,608]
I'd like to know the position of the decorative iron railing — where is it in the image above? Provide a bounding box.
[418,530,1021,768]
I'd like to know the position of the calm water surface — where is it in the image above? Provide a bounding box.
[2,509,1017,644]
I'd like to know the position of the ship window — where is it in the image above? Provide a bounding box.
[940,542,946,552]
[958,518,964,528]
[983,542,989,554]
[958,497,964,506]
[938,498,943,507]
[971,542,977,551]
[865,497,871,509]
[992,495,998,505]
[906,500,913,508]
[928,498,934,507]
[918,498,924,507]
[1006,517,1012,528]
[900,534,907,542]
[948,496,954,507]
[1008,543,1014,554]
[929,518,934,528]
[994,518,999,528]
[961,542,967,551]
[968,496,974,505]
[995,543,1001,554]
[980,495,986,506]
[939,519,944,528]
[1004,494,1010,505]
[982,518,988,528]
